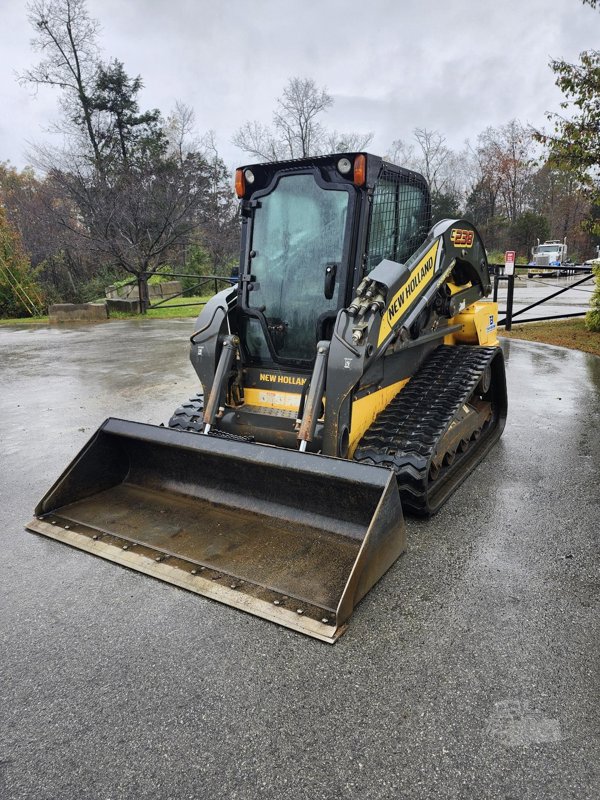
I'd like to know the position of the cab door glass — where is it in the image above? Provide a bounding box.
[248,174,349,362]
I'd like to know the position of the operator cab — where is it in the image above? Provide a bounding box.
[235,153,431,369]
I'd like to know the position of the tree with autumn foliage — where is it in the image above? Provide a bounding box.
[0,204,45,317]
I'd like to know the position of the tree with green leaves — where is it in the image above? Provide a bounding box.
[430,191,462,225]
[538,50,600,207]
[536,0,600,329]
[510,212,550,257]
[535,0,600,211]
[91,59,165,169]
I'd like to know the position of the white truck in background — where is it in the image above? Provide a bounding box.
[528,238,568,278]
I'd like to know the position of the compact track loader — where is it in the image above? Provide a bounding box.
[28,153,507,642]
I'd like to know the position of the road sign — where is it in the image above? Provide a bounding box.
[504,250,516,276]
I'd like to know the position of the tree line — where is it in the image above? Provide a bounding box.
[1,0,599,319]
[388,120,596,262]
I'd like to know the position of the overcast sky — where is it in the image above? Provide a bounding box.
[1,0,598,173]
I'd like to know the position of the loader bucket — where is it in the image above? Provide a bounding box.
[27,419,405,642]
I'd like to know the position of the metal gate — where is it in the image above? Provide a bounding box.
[114,271,234,314]
[490,265,594,331]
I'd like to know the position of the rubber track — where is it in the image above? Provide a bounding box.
[353,345,501,516]
[168,394,255,442]
[168,394,205,432]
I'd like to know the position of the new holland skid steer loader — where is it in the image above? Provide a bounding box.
[28,153,507,642]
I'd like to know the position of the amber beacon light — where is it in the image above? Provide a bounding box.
[353,154,366,186]
[235,168,245,198]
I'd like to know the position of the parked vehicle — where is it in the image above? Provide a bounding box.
[583,247,600,274]
[528,239,567,278]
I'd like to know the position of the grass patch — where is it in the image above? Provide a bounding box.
[0,314,49,325]
[0,296,210,326]
[500,318,600,357]
[109,296,209,319]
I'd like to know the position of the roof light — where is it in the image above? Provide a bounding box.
[353,154,366,186]
[235,168,245,198]
[244,169,255,184]
[337,157,352,175]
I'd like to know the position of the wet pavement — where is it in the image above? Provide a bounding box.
[0,319,598,800]
[494,273,595,321]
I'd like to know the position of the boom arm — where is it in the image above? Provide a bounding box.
[313,219,491,456]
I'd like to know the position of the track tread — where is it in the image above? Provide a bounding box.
[168,394,255,442]
[353,345,504,515]
[168,393,205,432]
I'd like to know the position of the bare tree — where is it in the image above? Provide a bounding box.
[414,129,451,194]
[272,77,332,157]
[21,0,102,164]
[40,148,210,280]
[165,101,200,165]
[389,129,466,221]
[391,129,461,195]
[21,0,222,311]
[324,130,374,153]
[464,136,503,223]
[233,77,372,161]
[387,138,415,167]
[232,120,286,162]
[164,114,239,272]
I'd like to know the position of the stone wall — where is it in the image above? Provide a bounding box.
[106,298,140,313]
[49,303,108,323]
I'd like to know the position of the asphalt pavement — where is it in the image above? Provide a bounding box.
[0,319,598,800]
